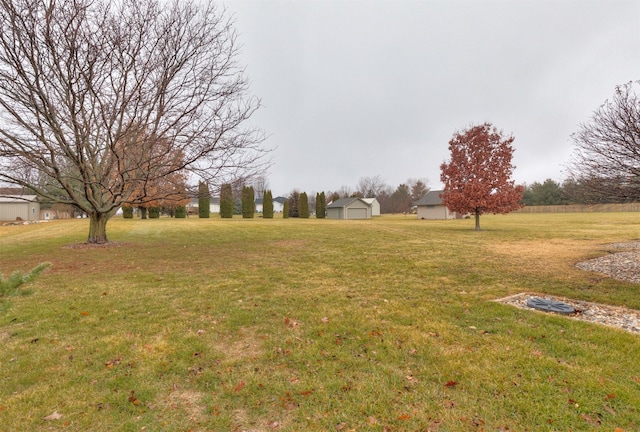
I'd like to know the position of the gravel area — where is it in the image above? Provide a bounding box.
[576,241,640,284]
[495,242,640,335]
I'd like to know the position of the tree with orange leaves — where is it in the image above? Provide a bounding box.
[117,132,190,218]
[440,123,524,230]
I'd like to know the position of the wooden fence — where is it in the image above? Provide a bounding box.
[515,203,640,213]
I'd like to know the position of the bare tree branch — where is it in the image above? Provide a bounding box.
[566,81,640,203]
[0,0,269,242]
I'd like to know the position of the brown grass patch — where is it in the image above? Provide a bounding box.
[270,239,307,248]
[157,387,206,424]
[486,239,602,276]
[214,327,266,362]
[232,407,291,432]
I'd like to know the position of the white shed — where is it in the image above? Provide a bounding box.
[361,198,381,216]
[326,197,372,220]
[0,195,40,221]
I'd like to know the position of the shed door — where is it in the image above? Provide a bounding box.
[347,208,368,219]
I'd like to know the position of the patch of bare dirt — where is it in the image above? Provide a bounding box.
[61,241,133,249]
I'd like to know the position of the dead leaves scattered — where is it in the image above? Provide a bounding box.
[283,317,300,328]
[104,356,121,368]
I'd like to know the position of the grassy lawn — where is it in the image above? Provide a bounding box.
[1,213,639,431]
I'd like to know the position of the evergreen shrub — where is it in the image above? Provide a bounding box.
[174,205,187,218]
[122,206,134,219]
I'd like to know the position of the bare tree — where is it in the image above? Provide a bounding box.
[336,185,353,198]
[406,178,429,203]
[356,175,387,198]
[567,81,640,203]
[0,0,268,243]
[251,175,270,201]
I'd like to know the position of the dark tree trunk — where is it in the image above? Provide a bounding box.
[87,211,109,244]
[139,206,147,219]
[475,208,481,231]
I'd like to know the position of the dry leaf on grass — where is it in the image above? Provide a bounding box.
[234,381,245,393]
[128,391,142,406]
[43,411,63,421]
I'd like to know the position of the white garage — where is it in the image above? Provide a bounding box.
[326,197,372,220]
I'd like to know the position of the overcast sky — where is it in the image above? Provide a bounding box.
[223,0,639,196]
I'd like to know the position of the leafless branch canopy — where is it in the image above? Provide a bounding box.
[567,81,640,202]
[0,0,267,215]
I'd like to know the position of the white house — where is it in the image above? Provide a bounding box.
[273,197,287,213]
[186,197,220,215]
[415,190,460,220]
[255,196,287,213]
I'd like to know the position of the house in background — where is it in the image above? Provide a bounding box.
[254,198,264,213]
[186,197,220,215]
[40,205,76,220]
[255,196,287,213]
[273,197,287,213]
[326,197,372,220]
[415,190,460,220]
[0,194,40,221]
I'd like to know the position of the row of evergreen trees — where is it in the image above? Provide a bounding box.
[216,185,328,219]
[281,191,326,219]
[122,182,329,220]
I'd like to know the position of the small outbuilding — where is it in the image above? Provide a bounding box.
[361,198,381,216]
[0,195,40,221]
[415,190,460,220]
[326,197,372,220]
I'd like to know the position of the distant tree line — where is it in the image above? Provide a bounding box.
[520,178,640,206]
[121,173,636,222]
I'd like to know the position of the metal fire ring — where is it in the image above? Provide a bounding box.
[526,297,575,315]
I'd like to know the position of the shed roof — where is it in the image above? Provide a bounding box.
[0,195,38,203]
[415,190,444,206]
[0,187,30,195]
[327,197,368,208]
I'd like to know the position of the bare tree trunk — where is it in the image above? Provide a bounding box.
[475,208,481,231]
[88,212,109,244]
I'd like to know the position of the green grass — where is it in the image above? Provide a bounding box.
[1,213,639,431]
